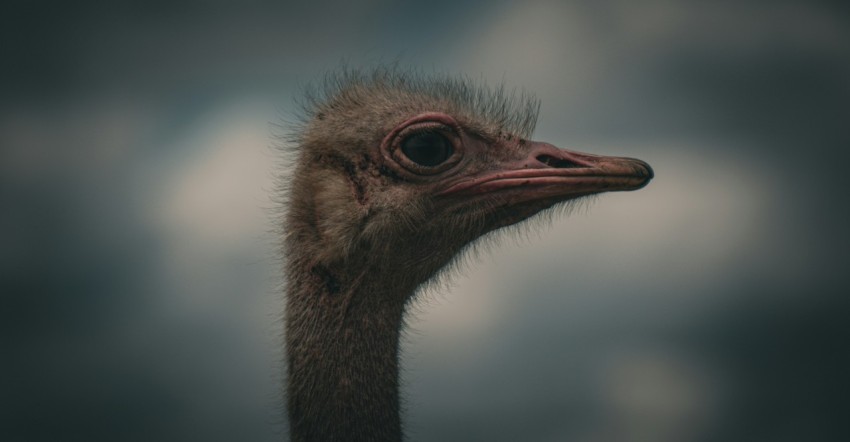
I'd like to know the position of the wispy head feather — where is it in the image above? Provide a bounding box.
[296,65,541,142]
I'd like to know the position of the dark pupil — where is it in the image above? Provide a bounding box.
[401,132,452,167]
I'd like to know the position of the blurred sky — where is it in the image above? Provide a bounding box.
[2,1,849,441]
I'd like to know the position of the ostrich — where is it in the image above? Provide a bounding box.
[280,68,653,441]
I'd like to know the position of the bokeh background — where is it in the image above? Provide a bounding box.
[3,1,848,441]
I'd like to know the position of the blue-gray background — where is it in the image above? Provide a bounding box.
[3,1,848,441]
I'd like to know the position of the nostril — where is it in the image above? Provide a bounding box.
[536,154,582,169]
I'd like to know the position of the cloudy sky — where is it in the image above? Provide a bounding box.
[3,1,848,441]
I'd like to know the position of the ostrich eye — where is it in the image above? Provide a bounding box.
[400,132,453,167]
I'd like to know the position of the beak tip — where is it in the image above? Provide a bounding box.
[641,160,654,180]
[627,158,653,184]
[624,159,653,190]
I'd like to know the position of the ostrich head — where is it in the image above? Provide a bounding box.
[284,69,652,299]
[281,68,653,441]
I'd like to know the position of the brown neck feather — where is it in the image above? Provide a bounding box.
[285,251,413,442]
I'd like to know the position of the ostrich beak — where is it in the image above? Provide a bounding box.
[440,141,653,203]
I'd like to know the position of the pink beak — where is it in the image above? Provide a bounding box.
[441,141,653,203]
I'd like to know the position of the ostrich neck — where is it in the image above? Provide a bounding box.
[285,255,411,442]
